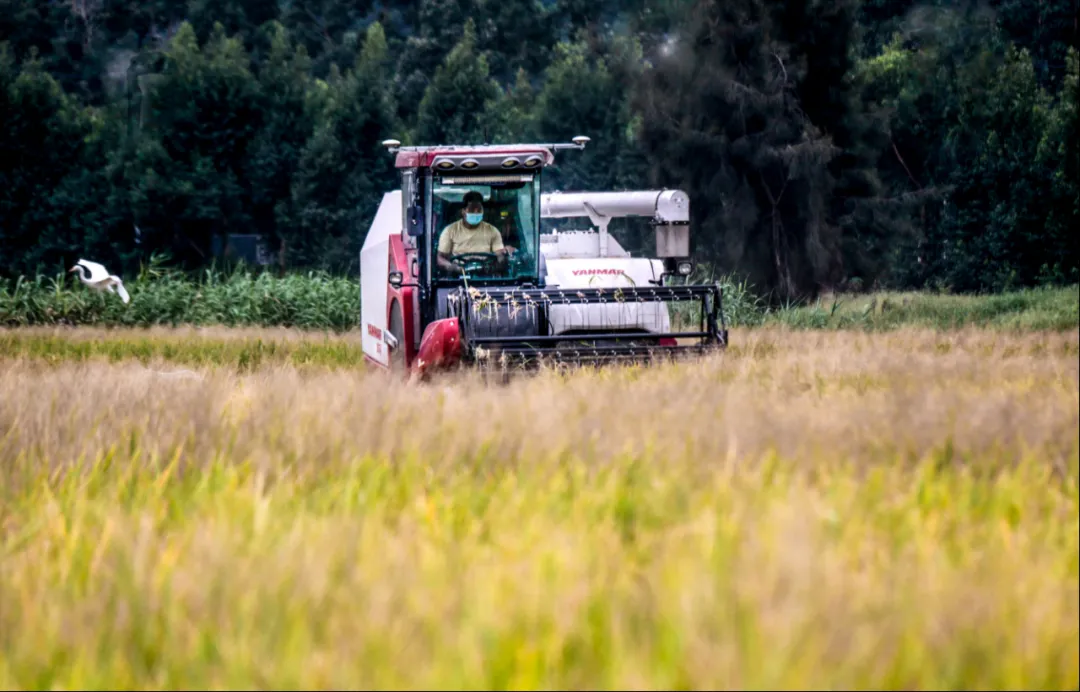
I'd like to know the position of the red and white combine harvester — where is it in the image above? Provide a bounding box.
[359,136,728,377]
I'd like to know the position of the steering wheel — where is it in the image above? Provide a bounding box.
[450,252,500,274]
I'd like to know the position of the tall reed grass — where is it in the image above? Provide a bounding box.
[0,263,359,330]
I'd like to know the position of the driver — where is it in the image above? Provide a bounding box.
[437,190,512,275]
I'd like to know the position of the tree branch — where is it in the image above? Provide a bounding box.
[773,52,788,84]
[891,139,922,189]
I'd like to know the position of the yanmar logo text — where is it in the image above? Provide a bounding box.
[571,268,627,276]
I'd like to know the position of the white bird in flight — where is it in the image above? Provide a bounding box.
[69,258,130,304]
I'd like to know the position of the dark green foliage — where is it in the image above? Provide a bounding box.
[130,22,263,269]
[531,32,653,253]
[990,0,1077,88]
[287,21,399,272]
[413,19,501,145]
[0,0,1076,301]
[245,21,317,267]
[186,0,281,44]
[534,34,648,192]
[635,0,852,302]
[928,44,1076,291]
[0,46,111,277]
[859,9,1079,292]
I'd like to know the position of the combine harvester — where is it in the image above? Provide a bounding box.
[359,136,728,378]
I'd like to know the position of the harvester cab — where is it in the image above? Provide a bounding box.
[359,136,728,378]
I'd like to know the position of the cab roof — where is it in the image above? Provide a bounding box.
[393,144,556,170]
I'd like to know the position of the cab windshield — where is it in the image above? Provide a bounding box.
[429,173,540,283]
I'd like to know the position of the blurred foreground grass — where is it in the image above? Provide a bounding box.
[0,327,1077,689]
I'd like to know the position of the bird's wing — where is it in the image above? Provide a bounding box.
[111,277,130,304]
[78,259,110,282]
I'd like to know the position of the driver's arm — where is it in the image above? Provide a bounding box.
[437,251,463,274]
[489,227,509,266]
[437,228,464,274]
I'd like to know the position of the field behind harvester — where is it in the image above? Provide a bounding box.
[0,322,1078,689]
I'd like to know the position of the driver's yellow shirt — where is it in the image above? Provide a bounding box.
[437,220,504,255]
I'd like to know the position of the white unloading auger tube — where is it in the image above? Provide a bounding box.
[540,190,691,259]
[540,190,690,224]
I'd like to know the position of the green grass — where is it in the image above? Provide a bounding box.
[0,326,1077,689]
[751,285,1080,331]
[0,327,365,372]
[0,265,360,331]
[8,261,1072,333]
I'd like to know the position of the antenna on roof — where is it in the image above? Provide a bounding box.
[381,138,402,153]
[548,135,591,151]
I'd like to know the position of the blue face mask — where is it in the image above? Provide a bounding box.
[465,212,483,226]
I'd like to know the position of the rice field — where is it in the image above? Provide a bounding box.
[0,324,1077,690]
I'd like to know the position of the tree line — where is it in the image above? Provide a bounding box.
[0,0,1076,301]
